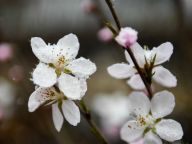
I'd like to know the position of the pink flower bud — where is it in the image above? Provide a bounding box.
[97,27,113,42]
[115,27,138,48]
[0,43,13,62]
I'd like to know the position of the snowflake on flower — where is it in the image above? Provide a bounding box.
[107,42,177,90]
[120,91,183,144]
[28,34,96,131]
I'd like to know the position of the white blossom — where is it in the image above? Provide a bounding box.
[108,42,177,90]
[28,34,96,131]
[28,87,80,132]
[31,34,96,99]
[120,90,183,144]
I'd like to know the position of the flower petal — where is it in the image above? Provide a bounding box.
[152,42,173,65]
[144,131,162,144]
[52,102,64,132]
[127,74,145,90]
[62,100,80,126]
[155,119,183,142]
[125,50,133,64]
[57,33,79,60]
[107,63,136,79]
[32,63,57,87]
[58,73,81,100]
[79,79,87,98]
[31,37,58,63]
[67,57,96,78]
[28,87,56,112]
[151,90,175,119]
[130,42,145,67]
[120,120,145,143]
[128,91,150,116]
[153,66,177,87]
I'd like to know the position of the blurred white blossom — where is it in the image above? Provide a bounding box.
[0,78,15,119]
[108,42,177,90]
[120,90,183,144]
[92,92,131,139]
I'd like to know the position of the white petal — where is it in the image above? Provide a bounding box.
[31,37,58,63]
[120,120,145,143]
[125,50,133,64]
[57,33,79,60]
[62,100,80,126]
[107,63,136,79]
[152,42,173,65]
[58,73,81,100]
[28,87,56,112]
[79,79,87,98]
[153,66,177,87]
[52,102,64,132]
[67,57,96,78]
[144,131,162,144]
[32,63,57,87]
[151,91,175,119]
[128,92,150,116]
[156,119,183,142]
[127,74,145,90]
[130,42,145,68]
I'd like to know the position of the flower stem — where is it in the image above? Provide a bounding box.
[104,0,153,99]
[75,100,108,144]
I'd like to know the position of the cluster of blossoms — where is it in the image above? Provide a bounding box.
[107,27,183,143]
[28,34,96,131]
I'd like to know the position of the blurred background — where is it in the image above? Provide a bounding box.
[0,0,192,143]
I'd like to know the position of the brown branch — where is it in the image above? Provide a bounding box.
[75,101,108,144]
[105,0,153,98]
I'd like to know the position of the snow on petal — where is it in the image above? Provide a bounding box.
[58,73,82,100]
[144,131,162,144]
[130,43,145,68]
[115,27,138,47]
[152,42,173,65]
[57,33,79,60]
[107,63,136,79]
[127,74,145,90]
[28,87,56,112]
[67,57,96,78]
[32,63,57,87]
[52,102,64,132]
[155,119,183,142]
[120,120,145,143]
[62,100,80,126]
[128,92,150,116]
[153,66,177,87]
[151,91,175,119]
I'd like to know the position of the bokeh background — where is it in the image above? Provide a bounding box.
[0,0,192,143]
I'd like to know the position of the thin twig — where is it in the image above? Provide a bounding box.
[105,0,153,98]
[75,101,108,144]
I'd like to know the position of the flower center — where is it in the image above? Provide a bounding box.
[137,114,155,129]
[49,55,72,76]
